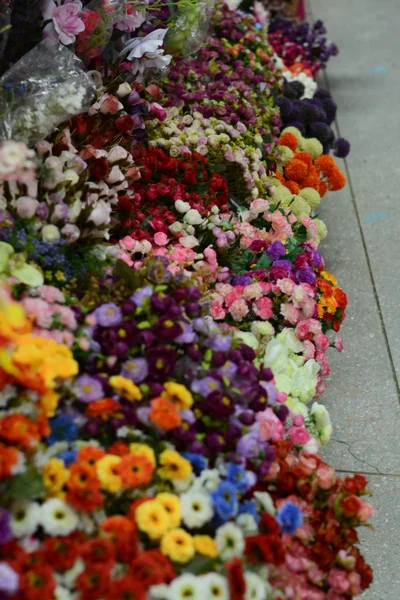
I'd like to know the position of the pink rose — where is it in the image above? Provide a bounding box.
[280,303,300,325]
[358,500,374,522]
[315,333,329,352]
[327,569,350,593]
[150,102,167,122]
[315,464,336,490]
[288,426,310,446]
[43,0,85,45]
[257,408,285,442]
[154,232,169,246]
[153,247,168,257]
[303,340,316,359]
[254,296,273,320]
[100,95,123,115]
[170,246,190,264]
[120,236,136,251]
[210,302,227,320]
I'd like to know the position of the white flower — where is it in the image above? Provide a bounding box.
[191,469,220,493]
[184,209,203,225]
[54,585,73,600]
[40,498,78,536]
[41,224,60,242]
[169,222,183,234]
[148,583,170,600]
[88,200,112,227]
[175,200,191,213]
[0,563,19,594]
[168,573,203,600]
[201,573,229,600]
[310,401,331,427]
[10,500,41,538]
[62,558,85,589]
[244,572,271,600]
[116,82,132,97]
[181,491,213,529]
[180,235,199,249]
[119,29,172,81]
[234,331,260,351]
[263,338,289,373]
[254,492,275,516]
[215,523,245,560]
[290,360,320,403]
[107,145,129,163]
[236,513,258,534]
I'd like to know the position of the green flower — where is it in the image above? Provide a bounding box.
[0,242,43,287]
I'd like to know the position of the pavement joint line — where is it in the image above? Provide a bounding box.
[319,68,400,406]
[335,469,400,479]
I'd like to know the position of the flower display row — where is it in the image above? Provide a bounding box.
[0,1,372,599]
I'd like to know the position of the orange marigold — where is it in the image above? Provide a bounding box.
[284,180,301,195]
[284,159,309,182]
[293,151,313,167]
[279,132,299,151]
[328,169,346,191]
[149,397,182,431]
[315,155,337,177]
[0,413,40,450]
[116,454,155,488]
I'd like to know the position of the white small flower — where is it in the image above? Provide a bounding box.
[181,491,213,529]
[236,513,258,534]
[244,572,271,600]
[148,583,170,600]
[55,585,73,600]
[40,498,78,536]
[175,200,191,213]
[62,558,85,589]
[179,235,199,249]
[191,469,220,493]
[169,221,183,234]
[184,209,203,225]
[201,573,229,600]
[215,523,245,560]
[10,500,41,538]
[168,573,203,600]
[116,82,132,97]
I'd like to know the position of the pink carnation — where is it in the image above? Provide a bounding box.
[257,407,285,442]
[315,464,336,490]
[327,569,350,593]
[254,296,273,320]
[228,299,249,322]
[154,232,169,246]
[288,426,310,445]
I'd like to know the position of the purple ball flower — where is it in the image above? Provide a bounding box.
[94,303,122,327]
[333,137,350,158]
[73,375,104,403]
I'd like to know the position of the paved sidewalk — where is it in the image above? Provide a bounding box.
[311,1,400,597]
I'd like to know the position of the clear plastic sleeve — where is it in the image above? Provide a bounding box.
[164,0,216,58]
[75,0,128,60]
[0,40,96,145]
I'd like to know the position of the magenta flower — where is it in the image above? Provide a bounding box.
[43,0,85,46]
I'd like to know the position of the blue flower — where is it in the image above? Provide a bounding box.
[47,416,78,445]
[58,449,78,467]
[211,482,239,522]
[239,500,260,523]
[182,452,208,475]
[276,502,303,534]
[226,462,249,493]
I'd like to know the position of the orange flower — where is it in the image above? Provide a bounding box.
[285,158,309,182]
[0,413,40,449]
[85,398,121,419]
[116,453,155,488]
[319,180,328,197]
[0,443,19,480]
[77,446,106,469]
[149,397,182,431]
[315,155,337,177]
[328,169,346,191]
[279,132,298,151]
[100,516,138,562]
[284,179,301,195]
[68,462,99,490]
[67,482,103,512]
[293,151,313,167]
[317,279,334,297]
[107,441,130,456]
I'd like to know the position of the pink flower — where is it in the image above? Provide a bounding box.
[150,102,167,122]
[210,301,227,320]
[315,464,336,489]
[228,299,249,322]
[100,95,123,115]
[358,500,374,522]
[315,333,329,352]
[254,296,273,320]
[299,454,319,475]
[288,426,310,445]
[257,407,285,442]
[327,569,350,593]
[334,335,344,352]
[243,283,263,300]
[37,285,65,304]
[303,340,316,359]
[43,0,85,46]
[154,232,169,246]
[280,303,300,325]
[120,236,136,251]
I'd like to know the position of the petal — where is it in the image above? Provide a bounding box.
[11,264,44,287]
[42,0,56,20]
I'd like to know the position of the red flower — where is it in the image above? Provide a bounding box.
[100,516,138,562]
[259,512,280,536]
[184,169,197,184]
[43,536,79,571]
[116,115,134,133]
[105,575,146,600]
[81,538,115,565]
[19,565,56,600]
[91,158,111,180]
[341,495,362,518]
[245,534,285,566]
[71,114,89,135]
[225,557,246,600]
[131,550,175,588]
[343,474,368,495]
[85,134,107,149]
[76,564,111,600]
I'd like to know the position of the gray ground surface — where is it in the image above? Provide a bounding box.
[310,1,400,597]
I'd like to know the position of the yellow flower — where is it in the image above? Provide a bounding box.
[193,535,218,558]
[156,493,181,528]
[320,270,338,286]
[161,528,195,563]
[41,390,59,417]
[109,375,143,402]
[163,382,193,409]
[136,499,170,540]
[43,458,70,495]
[96,455,122,492]
[158,450,192,481]
[129,443,156,467]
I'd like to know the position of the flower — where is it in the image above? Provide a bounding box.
[110,375,143,401]
[93,303,123,327]
[215,523,245,560]
[244,572,271,600]
[43,0,85,46]
[149,396,182,431]
[181,491,214,528]
[43,457,70,494]
[40,498,78,536]
[161,528,195,563]
[0,563,19,594]
[202,573,229,600]
[276,502,303,533]
[167,573,203,600]
[121,358,149,383]
[0,509,12,544]
[119,29,172,81]
[96,455,122,492]
[156,493,182,529]
[193,535,218,558]
[10,500,41,538]
[73,375,104,403]
[211,481,239,521]
[135,499,170,539]
[116,453,155,487]
[158,450,192,481]
[163,382,194,409]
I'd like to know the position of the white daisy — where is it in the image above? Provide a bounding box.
[244,572,271,600]
[236,513,258,534]
[167,573,204,600]
[40,498,78,536]
[10,500,41,538]
[191,469,220,493]
[62,558,85,589]
[215,523,245,560]
[202,573,229,600]
[148,583,170,600]
[181,491,213,529]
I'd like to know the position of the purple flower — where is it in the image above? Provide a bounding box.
[175,323,198,344]
[0,562,19,594]
[260,382,278,405]
[205,333,232,352]
[191,377,222,397]
[267,241,286,261]
[296,267,316,285]
[131,286,153,306]
[73,375,104,403]
[219,361,238,379]
[0,509,12,545]
[273,259,293,270]
[94,303,122,327]
[232,275,253,286]
[147,347,177,380]
[237,429,266,458]
[121,358,149,383]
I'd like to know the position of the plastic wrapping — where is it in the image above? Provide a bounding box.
[75,0,129,60]
[164,0,215,57]
[0,41,96,145]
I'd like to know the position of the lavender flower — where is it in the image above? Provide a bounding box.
[131,286,153,307]
[191,377,222,397]
[94,303,123,327]
[0,509,12,545]
[73,375,104,403]
[121,358,149,384]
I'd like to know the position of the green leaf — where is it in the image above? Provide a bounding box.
[115,260,142,290]
[256,254,272,270]
[5,467,45,500]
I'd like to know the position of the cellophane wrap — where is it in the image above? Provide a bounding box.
[164,0,216,57]
[0,41,96,145]
[75,0,128,60]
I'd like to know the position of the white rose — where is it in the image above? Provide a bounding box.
[180,235,199,248]
[88,200,111,226]
[107,145,128,163]
[277,328,304,353]
[63,169,79,185]
[175,200,191,213]
[234,331,260,351]
[184,209,203,225]
[251,321,275,337]
[116,82,132,97]
[263,338,288,373]
[274,373,293,396]
[291,360,320,403]
[169,221,183,234]
[310,402,331,427]
[42,224,60,242]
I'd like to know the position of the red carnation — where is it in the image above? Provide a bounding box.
[91,158,110,180]
[225,557,246,600]
[43,536,79,571]
[81,538,115,565]
[76,564,111,600]
[343,474,368,495]
[19,565,56,600]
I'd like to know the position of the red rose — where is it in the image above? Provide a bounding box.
[341,494,363,517]
[245,534,285,566]
[71,114,88,135]
[260,512,280,536]
[116,115,134,133]
[343,473,368,495]
[85,134,106,149]
[91,158,110,180]
[226,557,246,600]
[184,169,198,184]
